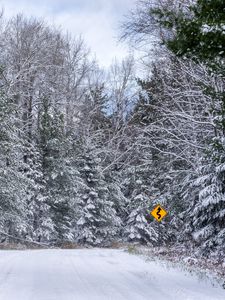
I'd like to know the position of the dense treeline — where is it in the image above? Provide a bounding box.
[0,13,137,246]
[0,0,224,257]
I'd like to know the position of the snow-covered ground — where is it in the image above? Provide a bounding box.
[0,249,224,300]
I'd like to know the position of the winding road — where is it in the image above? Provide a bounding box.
[0,249,223,300]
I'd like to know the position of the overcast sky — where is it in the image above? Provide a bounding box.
[0,0,137,68]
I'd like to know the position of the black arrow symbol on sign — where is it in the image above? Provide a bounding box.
[156,207,162,220]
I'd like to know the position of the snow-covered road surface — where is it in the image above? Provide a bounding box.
[0,249,224,300]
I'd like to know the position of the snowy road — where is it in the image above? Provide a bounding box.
[0,249,224,300]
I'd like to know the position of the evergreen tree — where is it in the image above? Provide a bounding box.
[105,169,127,236]
[76,144,121,246]
[0,87,27,241]
[38,97,80,243]
[125,176,158,245]
[153,0,225,70]
[27,97,56,243]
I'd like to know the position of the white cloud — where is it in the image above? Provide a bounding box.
[0,0,136,68]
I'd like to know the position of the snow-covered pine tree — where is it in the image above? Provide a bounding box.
[24,97,56,243]
[76,144,121,246]
[186,141,225,256]
[105,169,127,239]
[0,85,28,242]
[38,97,78,244]
[123,165,160,245]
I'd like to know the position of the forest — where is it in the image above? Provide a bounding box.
[0,0,224,260]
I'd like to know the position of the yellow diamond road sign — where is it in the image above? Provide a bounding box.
[151,205,167,222]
